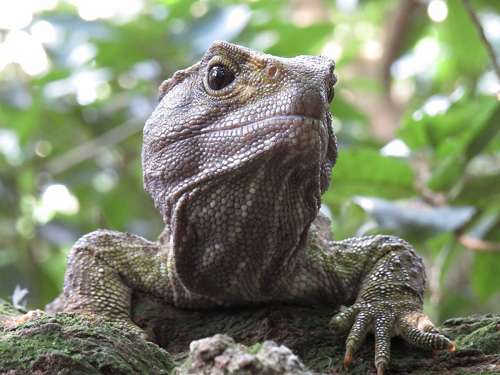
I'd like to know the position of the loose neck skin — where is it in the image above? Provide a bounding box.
[165,135,326,301]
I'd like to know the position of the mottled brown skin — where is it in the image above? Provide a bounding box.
[49,41,453,374]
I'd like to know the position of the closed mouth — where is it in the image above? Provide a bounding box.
[162,114,323,142]
[200,114,321,135]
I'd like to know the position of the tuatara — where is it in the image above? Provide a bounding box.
[46,41,454,374]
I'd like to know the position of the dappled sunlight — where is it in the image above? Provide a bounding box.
[43,69,112,105]
[391,37,441,81]
[423,95,451,116]
[380,139,411,158]
[31,20,58,44]
[3,30,48,76]
[427,0,448,23]
[0,0,144,78]
[0,129,22,165]
[67,0,143,23]
[321,40,343,60]
[42,184,79,215]
[0,1,33,30]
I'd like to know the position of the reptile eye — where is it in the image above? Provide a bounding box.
[208,65,235,90]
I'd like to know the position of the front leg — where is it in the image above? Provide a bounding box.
[308,234,454,374]
[60,229,175,338]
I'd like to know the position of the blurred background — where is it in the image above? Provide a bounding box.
[0,0,499,323]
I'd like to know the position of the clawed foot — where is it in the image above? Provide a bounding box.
[330,303,455,374]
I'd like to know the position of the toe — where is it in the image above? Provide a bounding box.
[343,312,373,368]
[330,306,358,334]
[398,312,454,351]
[400,322,453,350]
[374,314,395,370]
[415,312,440,334]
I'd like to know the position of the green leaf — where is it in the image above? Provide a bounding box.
[453,174,500,206]
[398,111,433,151]
[353,196,475,241]
[256,23,333,58]
[465,104,500,161]
[440,0,486,75]
[427,101,478,148]
[330,95,368,122]
[325,149,415,205]
[427,154,466,191]
[427,99,499,191]
[471,252,500,301]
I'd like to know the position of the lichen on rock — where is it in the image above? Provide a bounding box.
[174,334,312,375]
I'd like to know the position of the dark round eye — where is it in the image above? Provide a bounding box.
[208,65,235,90]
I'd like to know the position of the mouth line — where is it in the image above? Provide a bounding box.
[199,114,322,135]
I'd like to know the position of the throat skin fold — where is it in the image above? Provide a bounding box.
[169,144,325,301]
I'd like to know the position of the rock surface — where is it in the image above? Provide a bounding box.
[1,293,499,374]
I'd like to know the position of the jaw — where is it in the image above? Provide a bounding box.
[143,113,331,222]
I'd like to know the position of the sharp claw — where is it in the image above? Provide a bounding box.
[432,350,440,358]
[377,361,386,375]
[344,345,354,369]
[449,342,456,353]
[16,315,30,324]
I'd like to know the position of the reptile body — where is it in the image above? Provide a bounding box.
[50,41,453,374]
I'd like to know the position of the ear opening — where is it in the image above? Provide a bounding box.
[157,61,201,103]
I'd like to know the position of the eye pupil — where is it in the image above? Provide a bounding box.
[208,65,235,90]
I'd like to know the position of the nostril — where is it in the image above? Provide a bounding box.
[329,62,337,82]
[267,65,278,78]
[327,71,337,104]
[327,86,335,104]
[331,72,338,86]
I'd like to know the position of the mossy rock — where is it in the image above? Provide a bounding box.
[1,295,499,374]
[0,300,175,375]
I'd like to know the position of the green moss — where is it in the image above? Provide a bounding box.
[245,343,262,355]
[0,299,25,317]
[173,357,193,375]
[442,314,500,355]
[455,322,500,355]
[0,310,176,374]
[453,369,500,375]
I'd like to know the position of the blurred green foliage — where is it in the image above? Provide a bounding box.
[0,0,499,323]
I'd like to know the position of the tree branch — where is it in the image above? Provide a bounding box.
[379,0,419,92]
[44,117,144,175]
[461,0,500,84]
[458,234,500,252]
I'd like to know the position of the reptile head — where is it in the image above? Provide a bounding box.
[143,41,337,222]
[143,41,338,297]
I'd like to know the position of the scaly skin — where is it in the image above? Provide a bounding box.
[47,41,454,373]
